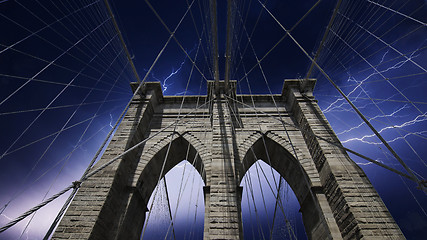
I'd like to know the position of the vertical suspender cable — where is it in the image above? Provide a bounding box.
[224,0,234,93]
[209,0,220,92]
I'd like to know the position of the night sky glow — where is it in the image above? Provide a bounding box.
[0,0,426,239]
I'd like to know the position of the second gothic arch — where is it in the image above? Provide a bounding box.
[239,132,336,239]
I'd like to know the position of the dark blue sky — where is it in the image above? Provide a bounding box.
[0,0,426,239]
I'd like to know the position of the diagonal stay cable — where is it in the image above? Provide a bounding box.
[102,0,141,82]
[0,98,128,116]
[338,12,426,72]
[0,0,100,55]
[328,27,426,117]
[227,96,425,187]
[4,49,127,219]
[0,96,214,234]
[0,103,126,215]
[324,4,424,78]
[163,36,204,239]
[144,0,209,83]
[305,0,342,79]
[0,32,121,161]
[0,123,111,216]
[366,0,427,26]
[324,0,420,76]
[0,74,128,96]
[0,104,124,160]
[0,43,130,92]
[40,59,134,239]
[44,0,207,233]
[256,0,425,192]
[0,2,121,83]
[237,0,323,83]
[317,95,427,106]
[14,0,118,77]
[0,16,112,108]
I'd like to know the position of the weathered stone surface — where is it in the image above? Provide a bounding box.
[52,80,403,240]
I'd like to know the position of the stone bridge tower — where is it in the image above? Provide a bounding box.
[52,79,404,239]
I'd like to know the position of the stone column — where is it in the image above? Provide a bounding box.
[283,79,404,239]
[204,92,243,239]
[52,83,161,240]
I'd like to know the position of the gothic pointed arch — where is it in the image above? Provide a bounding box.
[136,132,207,201]
[114,132,208,239]
[240,133,339,239]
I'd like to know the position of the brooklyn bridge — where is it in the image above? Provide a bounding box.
[0,0,426,239]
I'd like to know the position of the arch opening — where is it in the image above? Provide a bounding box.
[116,134,207,239]
[142,160,205,239]
[240,135,336,239]
[137,135,207,239]
[241,160,306,239]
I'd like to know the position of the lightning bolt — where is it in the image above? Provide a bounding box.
[1,213,13,221]
[161,59,186,93]
[322,50,421,114]
[321,48,426,149]
[341,115,427,144]
[109,113,114,128]
[142,44,197,94]
[336,104,410,135]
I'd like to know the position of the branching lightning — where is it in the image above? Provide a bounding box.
[0,213,12,221]
[143,45,197,94]
[335,104,409,135]
[321,49,426,149]
[323,50,421,114]
[109,114,114,128]
[161,59,187,93]
[341,115,427,144]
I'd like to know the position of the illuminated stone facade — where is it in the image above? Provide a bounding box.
[53,79,403,239]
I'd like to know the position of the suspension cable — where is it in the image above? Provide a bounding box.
[256,0,425,192]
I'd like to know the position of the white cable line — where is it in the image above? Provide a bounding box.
[0,104,123,159]
[15,0,118,76]
[257,0,425,192]
[0,42,131,91]
[40,58,134,239]
[0,16,112,107]
[366,0,426,26]
[0,95,214,234]
[0,2,123,84]
[0,0,100,55]
[0,98,128,116]
[8,49,127,227]
[328,27,426,118]
[0,30,120,162]
[144,0,209,83]
[236,0,323,83]
[227,96,420,183]
[317,1,422,79]
[0,123,111,215]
